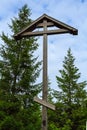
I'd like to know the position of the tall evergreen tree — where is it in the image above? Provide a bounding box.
[50,48,87,130]
[0,5,41,130]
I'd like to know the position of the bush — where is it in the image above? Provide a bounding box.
[0,116,24,130]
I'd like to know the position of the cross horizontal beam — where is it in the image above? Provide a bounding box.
[14,29,77,40]
[34,96,55,110]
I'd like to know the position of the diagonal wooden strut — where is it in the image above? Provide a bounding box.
[34,96,55,110]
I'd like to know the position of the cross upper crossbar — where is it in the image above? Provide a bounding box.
[14,14,78,40]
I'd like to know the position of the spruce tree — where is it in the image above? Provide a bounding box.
[52,48,87,130]
[0,4,41,130]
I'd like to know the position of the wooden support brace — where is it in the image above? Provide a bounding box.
[34,96,55,111]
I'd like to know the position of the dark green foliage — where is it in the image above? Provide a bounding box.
[9,4,32,34]
[0,4,41,130]
[16,105,41,130]
[50,48,87,130]
[0,116,24,130]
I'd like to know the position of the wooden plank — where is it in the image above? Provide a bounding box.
[21,29,69,37]
[42,20,48,130]
[36,22,54,28]
[34,96,55,110]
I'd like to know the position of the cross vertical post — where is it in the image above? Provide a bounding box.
[42,20,48,130]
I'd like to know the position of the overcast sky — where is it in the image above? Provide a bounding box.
[0,0,87,90]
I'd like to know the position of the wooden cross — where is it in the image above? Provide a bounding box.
[14,14,78,130]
